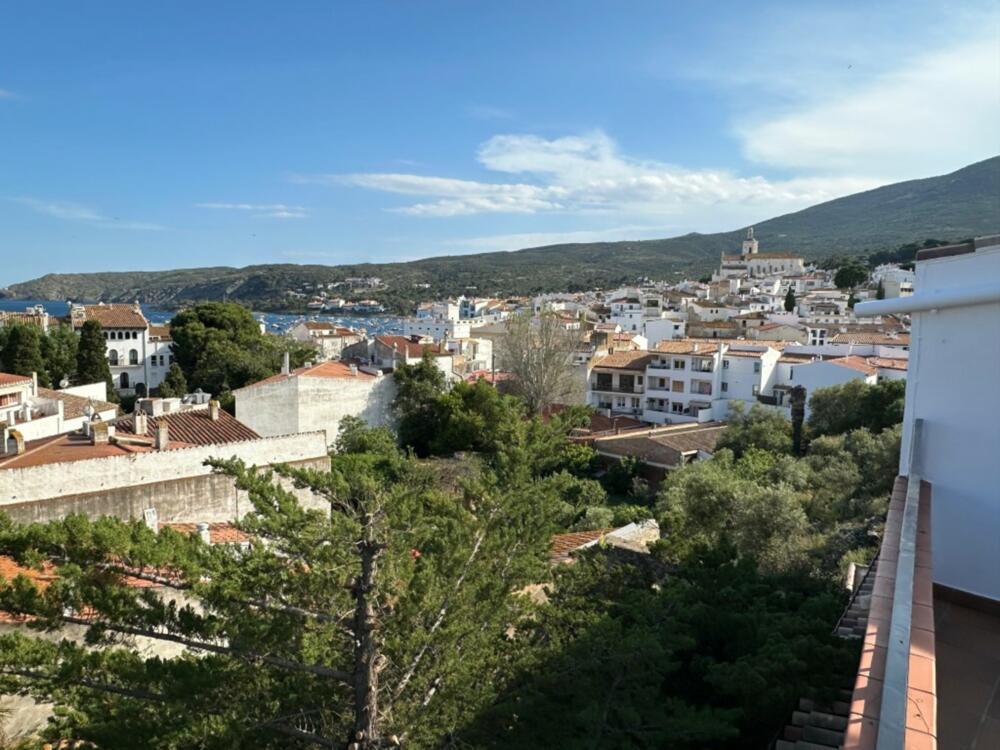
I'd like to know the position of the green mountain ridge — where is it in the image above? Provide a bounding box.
[7,156,999,311]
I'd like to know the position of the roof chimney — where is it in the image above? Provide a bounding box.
[281,351,290,375]
[6,429,25,456]
[91,420,109,445]
[133,409,148,436]
[196,522,211,545]
[154,421,169,450]
[349,364,358,376]
[208,400,220,421]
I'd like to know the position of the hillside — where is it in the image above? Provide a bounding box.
[7,156,998,311]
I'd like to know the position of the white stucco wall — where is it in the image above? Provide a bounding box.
[0,431,329,506]
[896,245,1000,601]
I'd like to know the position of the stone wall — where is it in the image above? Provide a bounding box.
[0,432,331,522]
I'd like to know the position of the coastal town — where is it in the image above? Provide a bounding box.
[2,2,999,747]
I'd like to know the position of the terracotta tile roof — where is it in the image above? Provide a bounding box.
[757,321,803,331]
[826,356,879,376]
[867,357,908,371]
[594,424,726,467]
[550,529,612,564]
[162,522,250,545]
[238,360,376,390]
[147,324,171,340]
[591,351,656,371]
[74,303,148,329]
[653,340,720,355]
[0,372,32,387]
[375,335,449,359]
[0,432,151,469]
[36,388,119,420]
[116,409,259,446]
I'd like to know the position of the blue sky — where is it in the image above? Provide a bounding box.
[1,1,997,285]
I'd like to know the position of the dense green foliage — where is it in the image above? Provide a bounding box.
[38,324,78,388]
[168,302,314,410]
[156,363,189,398]
[0,351,907,747]
[0,324,49,387]
[807,379,906,438]
[8,157,998,307]
[75,320,116,398]
[833,259,869,290]
[784,288,796,312]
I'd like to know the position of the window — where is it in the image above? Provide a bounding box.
[723,359,730,369]
[789,367,794,380]
[120,372,129,389]
[752,384,760,396]
[671,380,684,393]
[673,359,686,370]
[129,349,139,365]
[753,361,761,373]
[594,373,613,391]
[721,382,728,392]
[671,402,684,414]
[108,350,119,366]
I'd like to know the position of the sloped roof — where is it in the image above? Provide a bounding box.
[594,424,726,467]
[238,361,376,390]
[0,373,32,387]
[867,357,908,371]
[74,304,147,329]
[115,408,259,445]
[36,387,119,420]
[591,351,656,371]
[375,335,449,359]
[653,340,720,355]
[826,356,879,376]
[550,529,612,564]
[148,324,171,340]
[162,522,250,545]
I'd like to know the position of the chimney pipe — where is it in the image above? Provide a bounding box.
[155,422,169,450]
[208,400,220,421]
[133,409,148,436]
[91,421,109,445]
[281,351,290,375]
[196,522,211,545]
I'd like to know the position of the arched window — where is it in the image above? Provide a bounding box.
[108,350,119,366]
[129,349,139,365]
[120,372,130,389]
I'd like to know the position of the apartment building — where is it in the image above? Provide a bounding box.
[69,302,169,396]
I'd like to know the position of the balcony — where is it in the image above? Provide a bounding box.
[589,383,644,394]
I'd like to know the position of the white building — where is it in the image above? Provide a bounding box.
[1,374,119,451]
[69,303,169,396]
[714,227,807,280]
[856,235,1000,603]
[234,360,396,445]
[288,321,363,361]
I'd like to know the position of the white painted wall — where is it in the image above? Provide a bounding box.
[893,244,1000,601]
[0,432,329,505]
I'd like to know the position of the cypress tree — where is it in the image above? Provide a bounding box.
[75,319,116,400]
[783,288,796,312]
[1,324,50,387]
[158,362,188,397]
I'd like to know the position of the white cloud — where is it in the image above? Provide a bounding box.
[741,34,1000,177]
[13,198,164,230]
[311,131,878,220]
[197,202,308,219]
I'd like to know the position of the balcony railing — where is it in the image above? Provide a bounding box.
[590,384,644,394]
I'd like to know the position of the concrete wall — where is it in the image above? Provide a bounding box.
[295,373,396,445]
[898,245,1000,601]
[0,432,329,507]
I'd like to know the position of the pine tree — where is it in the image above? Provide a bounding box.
[0,429,559,747]
[783,288,796,312]
[157,362,188,397]
[75,319,116,400]
[1,324,49,387]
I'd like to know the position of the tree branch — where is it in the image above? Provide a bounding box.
[0,666,167,703]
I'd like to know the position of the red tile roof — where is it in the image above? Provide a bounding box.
[148,324,171,340]
[828,332,910,346]
[238,361,375,390]
[0,372,32,387]
[827,356,879,376]
[375,335,449,359]
[591,351,656,371]
[116,408,259,445]
[867,357,908,371]
[74,303,148,329]
[162,522,250,545]
[653,340,720,355]
[549,529,612,564]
